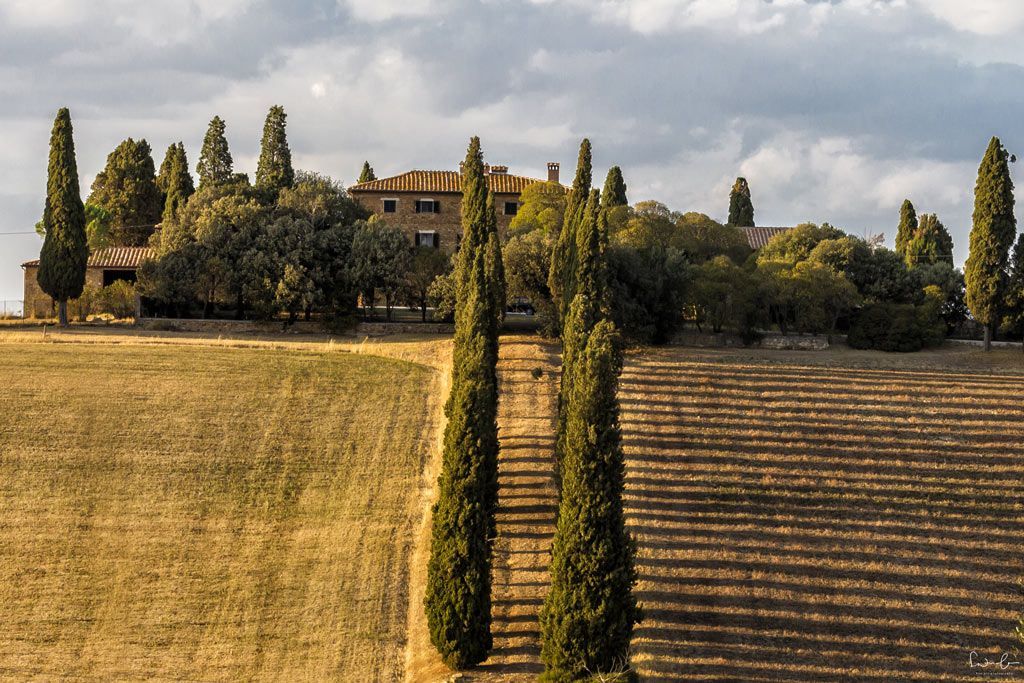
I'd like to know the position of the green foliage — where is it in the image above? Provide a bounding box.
[615,201,678,251]
[87,137,162,245]
[255,105,294,199]
[549,138,592,330]
[504,228,556,330]
[406,247,452,321]
[351,218,411,319]
[1002,233,1024,341]
[905,213,954,268]
[965,136,1016,340]
[38,108,89,325]
[606,245,690,345]
[161,142,195,225]
[357,161,376,184]
[541,315,639,682]
[848,301,944,352]
[758,222,846,265]
[600,166,628,210]
[895,199,918,258]
[425,137,504,670]
[788,261,860,335]
[727,177,754,227]
[70,280,138,320]
[427,269,457,322]
[676,212,751,264]
[688,256,763,335]
[197,116,234,190]
[84,203,113,251]
[509,180,566,236]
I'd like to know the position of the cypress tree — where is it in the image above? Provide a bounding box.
[255,105,294,198]
[540,314,639,682]
[162,143,195,224]
[905,213,954,267]
[87,137,163,245]
[37,108,88,327]
[895,199,918,258]
[727,177,754,227]
[156,144,175,197]
[965,136,1017,350]
[358,161,376,183]
[425,137,504,670]
[196,115,233,190]
[1005,233,1024,351]
[549,139,592,330]
[601,166,628,209]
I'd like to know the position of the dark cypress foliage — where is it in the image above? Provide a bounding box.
[162,143,195,224]
[358,161,376,183]
[1005,233,1024,350]
[549,139,592,330]
[905,213,954,267]
[38,108,88,327]
[966,137,1017,350]
[425,137,504,670]
[540,313,640,682]
[88,137,163,244]
[255,105,294,198]
[895,199,918,258]
[727,177,755,227]
[196,116,233,190]
[601,166,628,209]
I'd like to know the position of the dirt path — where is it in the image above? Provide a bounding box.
[465,336,561,681]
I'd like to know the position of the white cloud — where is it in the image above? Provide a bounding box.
[310,82,327,99]
[340,0,443,22]
[913,0,1024,36]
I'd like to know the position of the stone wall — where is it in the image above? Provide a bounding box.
[351,190,519,252]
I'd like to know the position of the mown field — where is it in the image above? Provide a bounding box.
[0,337,442,681]
[618,346,1024,681]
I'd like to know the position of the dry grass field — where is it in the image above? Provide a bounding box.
[0,334,446,681]
[619,346,1024,681]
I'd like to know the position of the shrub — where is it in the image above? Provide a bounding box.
[848,302,933,352]
[98,280,138,318]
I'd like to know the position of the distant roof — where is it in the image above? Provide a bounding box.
[22,246,155,269]
[350,170,557,194]
[742,226,794,250]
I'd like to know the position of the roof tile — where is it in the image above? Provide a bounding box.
[350,170,556,194]
[743,226,794,250]
[22,246,154,269]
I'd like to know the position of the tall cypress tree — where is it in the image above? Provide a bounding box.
[727,177,755,227]
[540,314,639,682]
[156,143,175,197]
[895,199,918,258]
[549,139,592,330]
[965,136,1017,350]
[87,137,162,245]
[38,108,88,327]
[196,115,233,190]
[162,143,195,224]
[255,105,294,198]
[425,137,503,670]
[358,161,376,183]
[601,166,628,209]
[905,213,954,267]
[1004,233,1024,351]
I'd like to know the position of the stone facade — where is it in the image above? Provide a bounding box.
[21,246,152,319]
[350,190,524,251]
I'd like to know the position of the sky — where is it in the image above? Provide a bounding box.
[2,0,1024,303]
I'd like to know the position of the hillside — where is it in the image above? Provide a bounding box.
[0,338,444,681]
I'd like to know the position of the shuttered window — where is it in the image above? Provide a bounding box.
[415,199,440,214]
[383,199,397,213]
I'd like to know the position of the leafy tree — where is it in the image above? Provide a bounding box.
[916,261,969,333]
[358,161,376,183]
[38,108,89,327]
[615,201,679,251]
[789,261,860,335]
[509,180,566,236]
[407,247,452,321]
[727,176,754,227]
[758,222,845,265]
[255,105,294,199]
[676,212,751,264]
[540,314,639,682]
[351,218,411,319]
[1002,233,1024,348]
[905,213,954,268]
[428,270,457,322]
[549,138,592,330]
[161,142,195,225]
[196,115,234,190]
[895,199,918,258]
[688,256,762,335]
[87,137,162,244]
[600,166,628,209]
[606,245,690,344]
[504,228,555,329]
[965,136,1017,350]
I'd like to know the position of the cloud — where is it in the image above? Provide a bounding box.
[913,0,1024,36]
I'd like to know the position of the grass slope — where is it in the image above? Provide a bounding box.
[620,347,1024,681]
[0,340,439,681]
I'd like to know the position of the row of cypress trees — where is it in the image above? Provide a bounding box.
[424,137,506,668]
[541,140,640,682]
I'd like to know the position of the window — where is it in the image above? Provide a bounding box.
[416,231,439,248]
[382,198,397,213]
[415,199,440,214]
[504,201,519,216]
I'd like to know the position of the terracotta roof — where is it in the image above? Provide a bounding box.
[22,246,155,269]
[350,170,556,194]
[743,226,794,250]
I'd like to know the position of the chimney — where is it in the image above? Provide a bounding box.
[483,163,491,175]
[547,162,560,183]
[459,161,465,175]
[490,165,508,175]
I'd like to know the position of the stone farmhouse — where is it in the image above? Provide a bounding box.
[22,246,153,318]
[348,162,564,251]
